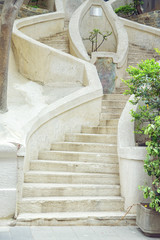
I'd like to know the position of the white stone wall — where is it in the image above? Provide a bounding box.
[0,143,17,218]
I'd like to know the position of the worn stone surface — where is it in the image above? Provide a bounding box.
[95,58,116,94]
[126,10,160,29]
[1,226,160,239]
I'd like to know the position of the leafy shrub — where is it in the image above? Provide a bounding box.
[123,50,160,212]
[115,4,136,16]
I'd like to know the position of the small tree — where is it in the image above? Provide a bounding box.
[0,0,24,113]
[83,29,112,56]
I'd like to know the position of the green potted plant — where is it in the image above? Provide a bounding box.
[123,54,160,237]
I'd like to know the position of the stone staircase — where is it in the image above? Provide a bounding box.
[16,44,158,226]
[17,93,135,226]
[39,30,69,54]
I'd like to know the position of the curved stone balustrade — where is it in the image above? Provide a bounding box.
[117,96,151,213]
[0,2,103,218]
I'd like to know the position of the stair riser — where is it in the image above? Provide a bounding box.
[23,186,120,198]
[65,134,117,144]
[51,143,117,154]
[19,199,124,213]
[100,113,120,120]
[38,152,118,164]
[102,101,126,108]
[30,162,119,174]
[103,95,129,101]
[99,119,119,126]
[101,107,123,114]
[24,174,120,185]
[82,127,117,135]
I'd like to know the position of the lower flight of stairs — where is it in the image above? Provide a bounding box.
[16,93,136,226]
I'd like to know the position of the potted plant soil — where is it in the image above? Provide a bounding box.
[123,51,160,236]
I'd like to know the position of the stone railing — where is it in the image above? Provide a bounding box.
[11,9,103,211]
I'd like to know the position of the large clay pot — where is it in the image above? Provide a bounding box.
[136,203,160,237]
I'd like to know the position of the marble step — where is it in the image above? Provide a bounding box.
[65,133,117,144]
[100,113,120,120]
[99,119,119,126]
[82,126,117,135]
[24,171,120,185]
[102,100,126,108]
[23,183,120,197]
[30,160,119,174]
[51,142,117,154]
[103,94,129,101]
[38,151,118,164]
[16,212,136,226]
[101,107,123,114]
[19,196,124,213]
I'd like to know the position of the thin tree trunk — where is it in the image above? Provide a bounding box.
[0,0,24,113]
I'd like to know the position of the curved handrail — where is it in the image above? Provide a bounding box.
[11,9,103,172]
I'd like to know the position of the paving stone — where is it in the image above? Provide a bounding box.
[31,227,56,240]
[51,227,78,240]
[0,231,11,240]
[72,226,99,240]
[10,226,33,240]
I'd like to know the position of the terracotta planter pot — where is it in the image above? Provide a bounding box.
[136,203,160,237]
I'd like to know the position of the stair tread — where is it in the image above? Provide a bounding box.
[21,196,124,201]
[39,150,118,156]
[65,133,117,136]
[31,160,118,166]
[17,211,136,219]
[23,183,120,188]
[25,171,119,176]
[52,142,117,146]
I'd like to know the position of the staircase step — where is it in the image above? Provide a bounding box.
[101,107,123,114]
[82,126,117,135]
[99,119,119,126]
[100,113,120,120]
[51,142,117,153]
[103,94,129,101]
[102,100,126,108]
[23,183,120,197]
[65,133,117,144]
[24,171,120,185]
[16,212,136,226]
[19,196,124,213]
[38,151,118,163]
[30,160,119,174]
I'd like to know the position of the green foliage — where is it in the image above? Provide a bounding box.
[115,1,143,16]
[140,116,160,212]
[123,53,160,212]
[115,4,136,16]
[83,29,112,55]
[123,58,160,134]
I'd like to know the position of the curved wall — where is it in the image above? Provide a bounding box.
[12,13,86,87]
[118,97,152,213]
[11,9,103,210]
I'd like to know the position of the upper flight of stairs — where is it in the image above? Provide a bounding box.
[16,44,158,226]
[39,30,69,53]
[39,21,70,54]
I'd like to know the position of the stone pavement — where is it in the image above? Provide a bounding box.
[0,226,160,240]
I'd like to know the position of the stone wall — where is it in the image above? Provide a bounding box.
[128,10,160,28]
